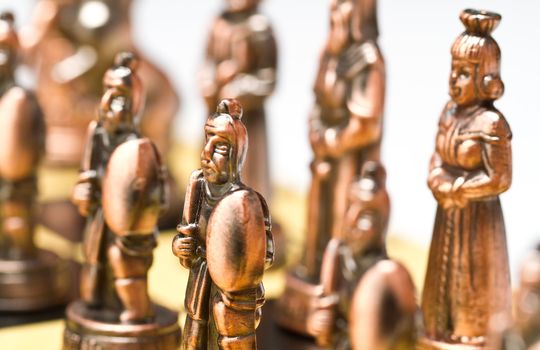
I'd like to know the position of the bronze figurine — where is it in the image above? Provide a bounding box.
[306,162,416,349]
[22,0,179,165]
[489,244,540,350]
[0,11,68,311]
[65,53,180,348]
[277,0,385,334]
[173,99,274,350]
[420,9,512,349]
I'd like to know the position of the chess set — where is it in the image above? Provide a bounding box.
[0,1,538,350]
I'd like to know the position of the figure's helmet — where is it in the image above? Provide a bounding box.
[342,161,390,255]
[451,9,504,101]
[0,12,19,76]
[99,51,144,131]
[204,99,248,183]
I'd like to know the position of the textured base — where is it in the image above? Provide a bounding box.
[0,249,69,312]
[63,301,181,350]
[273,272,323,336]
[418,337,485,350]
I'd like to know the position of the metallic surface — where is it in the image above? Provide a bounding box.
[277,0,385,335]
[420,9,512,350]
[173,99,273,349]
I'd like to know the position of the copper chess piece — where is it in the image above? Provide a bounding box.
[419,9,512,350]
[277,0,385,335]
[199,0,287,267]
[64,138,181,349]
[22,0,179,166]
[0,12,68,311]
[305,162,416,350]
[172,99,274,350]
[489,244,540,350]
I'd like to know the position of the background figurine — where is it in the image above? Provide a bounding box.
[306,162,416,349]
[173,99,274,350]
[277,0,385,334]
[489,244,540,350]
[64,138,181,349]
[420,9,512,349]
[0,11,67,311]
[21,0,179,166]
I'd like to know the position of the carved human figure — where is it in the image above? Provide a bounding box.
[199,0,276,199]
[0,12,45,260]
[489,245,540,350]
[173,99,274,349]
[72,52,147,318]
[421,9,512,349]
[277,0,385,335]
[21,0,179,165]
[306,162,416,350]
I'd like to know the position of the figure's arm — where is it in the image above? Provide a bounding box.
[457,113,512,200]
[321,61,384,159]
[72,121,100,217]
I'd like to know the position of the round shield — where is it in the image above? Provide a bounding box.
[206,189,267,292]
[0,87,45,180]
[102,138,164,236]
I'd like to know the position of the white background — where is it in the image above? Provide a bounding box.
[3,0,539,283]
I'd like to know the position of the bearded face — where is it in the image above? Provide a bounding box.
[201,117,235,185]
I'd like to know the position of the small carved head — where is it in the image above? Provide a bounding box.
[0,12,19,79]
[201,99,248,185]
[99,51,144,134]
[342,161,390,256]
[449,9,504,106]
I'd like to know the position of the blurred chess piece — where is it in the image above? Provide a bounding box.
[489,244,540,350]
[64,54,180,348]
[21,0,179,166]
[64,138,181,349]
[419,9,512,349]
[305,162,416,349]
[173,99,274,349]
[0,12,68,311]
[277,0,385,335]
[199,0,287,267]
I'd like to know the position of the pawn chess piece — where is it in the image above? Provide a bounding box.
[0,12,68,311]
[64,138,181,349]
[306,162,416,349]
[419,9,512,349]
[277,0,385,334]
[172,99,274,350]
[489,244,540,350]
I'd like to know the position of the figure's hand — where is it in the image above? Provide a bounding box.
[430,173,467,209]
[307,308,334,340]
[72,181,94,217]
[172,234,198,263]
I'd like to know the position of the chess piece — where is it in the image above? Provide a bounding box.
[277,0,385,334]
[22,0,179,165]
[419,9,512,349]
[306,162,416,349]
[200,0,286,267]
[64,138,181,349]
[172,99,274,350]
[0,12,68,311]
[489,244,540,350]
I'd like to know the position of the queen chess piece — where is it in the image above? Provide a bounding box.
[419,9,512,350]
[173,99,274,349]
[276,0,385,335]
[0,11,68,312]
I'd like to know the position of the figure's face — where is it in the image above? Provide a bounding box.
[345,208,380,255]
[327,0,353,54]
[225,0,259,13]
[449,58,478,106]
[201,119,234,185]
[99,83,133,134]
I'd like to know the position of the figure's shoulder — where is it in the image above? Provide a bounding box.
[219,187,264,216]
[4,86,32,103]
[474,107,511,139]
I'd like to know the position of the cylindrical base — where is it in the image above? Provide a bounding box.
[417,337,485,350]
[274,271,323,336]
[63,301,181,350]
[0,249,69,311]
